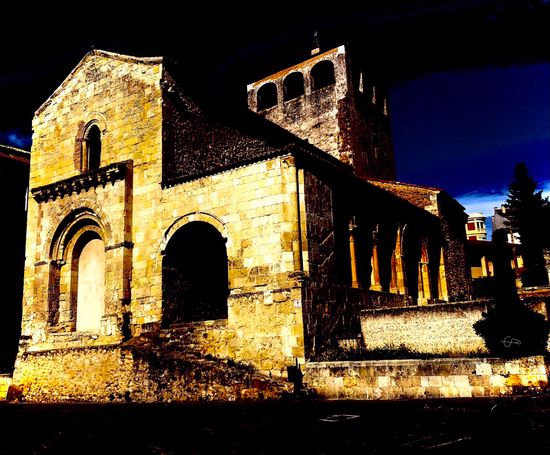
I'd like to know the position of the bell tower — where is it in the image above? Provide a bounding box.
[247,45,396,181]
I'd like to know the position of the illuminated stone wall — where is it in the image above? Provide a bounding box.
[306,356,549,399]
[360,301,488,355]
[13,342,291,402]
[15,51,307,401]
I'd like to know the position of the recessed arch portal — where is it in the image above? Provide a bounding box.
[47,209,107,332]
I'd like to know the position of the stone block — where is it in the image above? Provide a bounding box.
[453,375,470,388]
[471,386,485,397]
[440,386,459,398]
[489,375,506,387]
[458,386,473,398]
[505,362,521,375]
[428,376,443,388]
[475,363,492,376]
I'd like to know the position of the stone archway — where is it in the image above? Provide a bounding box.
[47,209,107,332]
[162,221,229,326]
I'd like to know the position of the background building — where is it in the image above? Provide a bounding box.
[466,212,487,241]
[0,144,29,373]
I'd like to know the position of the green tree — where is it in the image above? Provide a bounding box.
[504,162,549,287]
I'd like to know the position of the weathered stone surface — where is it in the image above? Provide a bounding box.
[18,50,308,400]
[305,356,549,400]
[13,335,292,402]
[360,301,489,355]
[248,46,395,181]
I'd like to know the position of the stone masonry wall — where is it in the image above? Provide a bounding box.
[248,47,348,163]
[23,175,131,348]
[23,52,163,348]
[149,156,306,375]
[437,193,472,300]
[20,50,308,397]
[13,342,291,402]
[305,356,549,399]
[360,302,488,355]
[248,46,395,180]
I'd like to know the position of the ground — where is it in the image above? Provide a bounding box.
[1,397,550,454]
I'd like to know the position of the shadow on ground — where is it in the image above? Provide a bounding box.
[1,397,550,454]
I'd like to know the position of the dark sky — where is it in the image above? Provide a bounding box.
[1,2,549,217]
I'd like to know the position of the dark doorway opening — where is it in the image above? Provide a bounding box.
[162,221,229,326]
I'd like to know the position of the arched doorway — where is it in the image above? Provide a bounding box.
[74,233,105,332]
[162,221,229,326]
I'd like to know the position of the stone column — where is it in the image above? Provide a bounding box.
[417,239,431,306]
[370,228,382,291]
[81,140,88,171]
[437,247,448,302]
[390,227,406,294]
[349,218,359,288]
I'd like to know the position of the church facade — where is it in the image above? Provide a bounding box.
[13,47,472,401]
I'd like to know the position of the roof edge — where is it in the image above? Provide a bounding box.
[88,49,163,65]
[35,49,164,117]
[365,178,443,192]
[0,143,30,155]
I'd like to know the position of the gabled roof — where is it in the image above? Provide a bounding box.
[36,49,163,117]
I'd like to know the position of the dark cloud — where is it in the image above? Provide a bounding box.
[1,2,548,195]
[0,130,31,149]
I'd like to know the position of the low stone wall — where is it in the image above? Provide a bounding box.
[0,374,11,400]
[360,301,489,355]
[305,356,549,399]
[12,339,291,402]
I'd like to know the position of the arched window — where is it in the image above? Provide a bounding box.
[311,60,335,91]
[82,124,102,171]
[162,221,229,326]
[257,83,278,111]
[283,72,305,101]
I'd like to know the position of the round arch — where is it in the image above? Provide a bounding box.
[161,219,229,326]
[159,211,234,258]
[48,207,109,261]
[44,202,113,261]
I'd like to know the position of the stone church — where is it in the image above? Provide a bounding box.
[13,46,473,401]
